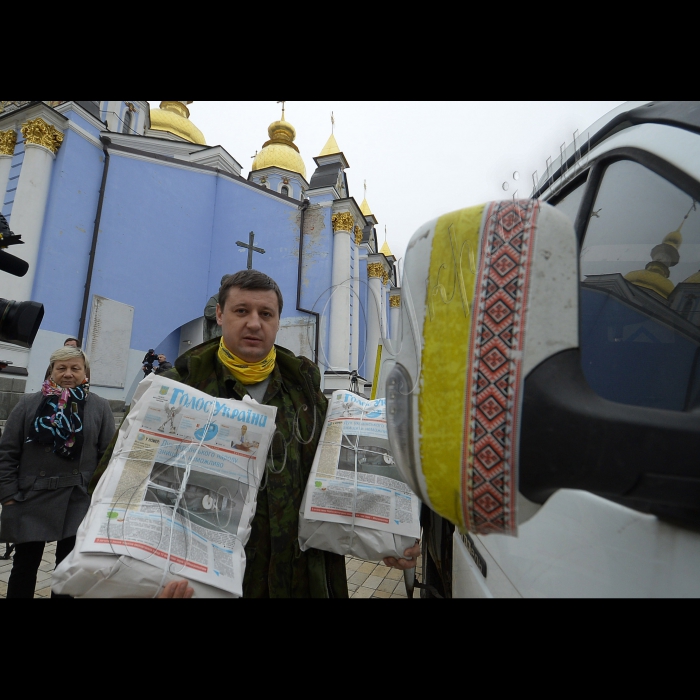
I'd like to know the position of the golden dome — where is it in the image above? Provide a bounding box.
[624,269,675,298]
[251,113,306,178]
[682,270,700,284]
[319,133,340,156]
[150,101,205,145]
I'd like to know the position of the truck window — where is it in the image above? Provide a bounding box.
[551,174,587,227]
[579,159,700,411]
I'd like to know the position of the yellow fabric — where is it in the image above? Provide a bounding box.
[370,345,382,400]
[217,339,276,385]
[419,204,484,530]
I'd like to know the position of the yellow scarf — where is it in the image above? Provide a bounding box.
[217,338,276,385]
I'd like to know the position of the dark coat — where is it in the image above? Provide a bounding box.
[0,391,115,543]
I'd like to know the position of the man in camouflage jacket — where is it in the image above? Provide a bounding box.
[90,271,348,598]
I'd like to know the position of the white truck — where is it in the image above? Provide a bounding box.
[383,101,700,597]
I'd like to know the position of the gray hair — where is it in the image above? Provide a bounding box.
[49,346,90,374]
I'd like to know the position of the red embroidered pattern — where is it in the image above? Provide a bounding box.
[462,200,539,535]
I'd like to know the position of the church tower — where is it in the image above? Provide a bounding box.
[248,103,308,200]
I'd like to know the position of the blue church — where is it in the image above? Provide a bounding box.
[0,101,401,414]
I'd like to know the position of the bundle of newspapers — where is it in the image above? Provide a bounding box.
[298,390,421,562]
[53,373,277,598]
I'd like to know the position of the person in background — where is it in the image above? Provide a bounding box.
[142,349,158,377]
[203,275,229,342]
[153,354,173,375]
[0,347,114,598]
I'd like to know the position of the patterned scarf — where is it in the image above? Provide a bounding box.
[217,338,276,385]
[29,379,90,460]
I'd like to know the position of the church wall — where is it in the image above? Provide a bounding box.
[84,153,218,352]
[32,128,105,335]
[156,326,180,366]
[58,107,103,136]
[299,202,334,370]
[179,317,204,357]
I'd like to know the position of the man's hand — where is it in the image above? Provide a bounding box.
[2,499,16,506]
[383,540,420,570]
[158,580,194,598]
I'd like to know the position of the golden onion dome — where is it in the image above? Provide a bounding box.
[251,113,306,179]
[149,101,206,145]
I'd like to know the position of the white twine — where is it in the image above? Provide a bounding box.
[151,401,217,597]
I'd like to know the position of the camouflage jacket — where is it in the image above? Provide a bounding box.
[90,339,348,599]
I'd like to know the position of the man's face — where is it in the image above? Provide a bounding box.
[158,354,166,363]
[64,340,78,348]
[51,358,87,388]
[216,287,280,363]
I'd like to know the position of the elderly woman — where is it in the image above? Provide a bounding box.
[0,347,114,598]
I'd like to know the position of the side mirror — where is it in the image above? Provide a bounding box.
[386,200,578,535]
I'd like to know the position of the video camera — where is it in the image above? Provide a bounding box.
[0,213,44,348]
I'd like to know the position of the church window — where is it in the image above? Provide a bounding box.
[281,185,289,197]
[578,158,700,412]
[123,108,132,134]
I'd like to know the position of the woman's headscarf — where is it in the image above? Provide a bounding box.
[29,379,90,460]
[28,348,90,461]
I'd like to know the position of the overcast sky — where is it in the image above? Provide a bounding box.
[148,101,626,265]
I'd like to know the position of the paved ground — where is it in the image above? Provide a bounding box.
[0,540,421,599]
[346,554,421,598]
[0,540,56,598]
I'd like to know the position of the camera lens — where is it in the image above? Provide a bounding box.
[0,298,44,348]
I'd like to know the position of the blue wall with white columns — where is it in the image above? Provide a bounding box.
[32,128,104,334]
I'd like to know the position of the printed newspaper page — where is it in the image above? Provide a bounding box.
[303,390,420,538]
[80,375,277,596]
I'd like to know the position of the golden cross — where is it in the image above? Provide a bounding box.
[277,101,286,119]
[331,111,335,133]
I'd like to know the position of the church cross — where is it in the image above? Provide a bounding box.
[277,100,286,120]
[236,231,265,270]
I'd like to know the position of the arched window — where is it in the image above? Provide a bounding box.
[281,185,289,197]
[123,108,132,134]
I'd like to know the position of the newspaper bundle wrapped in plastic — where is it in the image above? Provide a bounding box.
[299,390,420,561]
[53,373,277,598]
